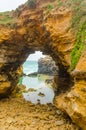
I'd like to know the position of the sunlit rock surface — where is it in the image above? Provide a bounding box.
[55,80,86,130]
[0,0,74,96]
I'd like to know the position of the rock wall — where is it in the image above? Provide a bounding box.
[0,0,86,129]
[38,56,58,75]
[0,0,73,97]
[55,49,86,130]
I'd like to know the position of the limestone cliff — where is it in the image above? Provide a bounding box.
[38,56,58,75]
[0,0,86,129]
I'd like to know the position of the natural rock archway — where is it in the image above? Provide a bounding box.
[0,0,86,129]
[0,0,73,96]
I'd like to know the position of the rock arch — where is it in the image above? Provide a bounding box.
[0,4,74,97]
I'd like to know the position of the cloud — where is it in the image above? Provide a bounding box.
[0,0,27,12]
[27,51,46,61]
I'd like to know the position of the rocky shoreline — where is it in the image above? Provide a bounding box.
[0,97,80,130]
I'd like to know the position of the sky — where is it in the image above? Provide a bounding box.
[0,0,27,12]
[0,0,45,61]
[27,51,45,61]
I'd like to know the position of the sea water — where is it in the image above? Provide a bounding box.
[23,61,38,75]
[22,61,55,104]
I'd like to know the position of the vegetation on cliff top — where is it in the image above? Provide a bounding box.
[0,11,17,28]
[55,0,85,28]
[71,22,86,70]
[70,0,86,70]
[47,0,86,70]
[46,3,54,14]
[71,0,86,29]
[55,0,86,70]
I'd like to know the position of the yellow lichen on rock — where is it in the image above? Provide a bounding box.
[0,28,11,43]
[0,82,11,94]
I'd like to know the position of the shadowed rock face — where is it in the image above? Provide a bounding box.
[0,0,86,129]
[38,56,58,75]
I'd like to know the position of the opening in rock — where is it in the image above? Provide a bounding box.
[18,51,58,104]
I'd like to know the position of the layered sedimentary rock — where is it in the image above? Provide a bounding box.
[0,0,86,129]
[0,0,73,97]
[38,56,58,75]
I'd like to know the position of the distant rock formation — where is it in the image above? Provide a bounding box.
[38,56,58,75]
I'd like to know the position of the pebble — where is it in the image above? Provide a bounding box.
[56,110,62,115]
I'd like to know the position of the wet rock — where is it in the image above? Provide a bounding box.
[27,72,38,77]
[27,88,37,92]
[38,92,45,97]
[45,78,53,84]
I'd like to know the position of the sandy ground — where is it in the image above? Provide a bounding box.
[0,97,80,130]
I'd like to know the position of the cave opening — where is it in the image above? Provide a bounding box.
[19,51,59,104]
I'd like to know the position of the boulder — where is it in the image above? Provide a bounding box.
[38,56,58,75]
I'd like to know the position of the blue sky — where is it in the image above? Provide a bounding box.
[0,0,27,12]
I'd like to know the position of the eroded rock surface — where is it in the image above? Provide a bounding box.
[0,97,80,130]
[0,0,74,96]
[55,50,86,129]
[38,56,58,75]
[55,80,86,130]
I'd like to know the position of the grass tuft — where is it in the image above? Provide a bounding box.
[71,22,86,70]
[46,4,54,14]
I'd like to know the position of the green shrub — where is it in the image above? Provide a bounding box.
[46,4,54,14]
[71,0,85,29]
[0,12,17,28]
[18,76,23,85]
[71,22,86,70]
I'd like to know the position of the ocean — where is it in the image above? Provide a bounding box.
[23,60,38,75]
[22,60,54,104]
